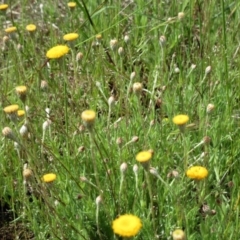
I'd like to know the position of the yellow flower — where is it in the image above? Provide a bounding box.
[5,26,17,33]
[172,114,189,125]
[0,4,8,10]
[81,110,96,127]
[186,166,208,180]
[17,110,25,117]
[68,2,76,8]
[172,229,186,240]
[26,24,36,32]
[63,33,79,41]
[112,214,142,237]
[16,85,27,95]
[133,82,143,94]
[136,151,152,163]
[46,45,69,59]
[3,104,19,114]
[42,173,57,183]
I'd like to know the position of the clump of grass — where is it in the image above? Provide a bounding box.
[1,0,240,239]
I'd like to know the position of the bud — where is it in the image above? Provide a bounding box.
[81,110,96,128]
[159,35,166,47]
[132,136,139,142]
[174,67,180,73]
[16,86,27,103]
[133,164,138,174]
[116,137,123,146]
[20,124,28,138]
[96,34,102,41]
[206,103,214,113]
[78,146,85,152]
[172,229,185,240]
[118,47,124,56]
[120,162,128,173]
[133,82,143,94]
[191,64,196,70]
[205,66,211,74]
[76,52,83,61]
[108,96,115,107]
[130,71,136,81]
[110,39,118,51]
[178,12,185,20]
[42,119,51,131]
[149,167,159,177]
[203,136,211,145]
[80,176,88,182]
[2,127,17,142]
[41,80,48,91]
[23,168,33,180]
[96,195,102,205]
[124,35,130,43]
[45,107,51,119]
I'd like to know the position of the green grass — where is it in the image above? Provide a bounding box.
[1,0,240,239]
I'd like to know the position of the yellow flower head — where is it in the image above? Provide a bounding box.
[63,33,79,41]
[16,85,27,95]
[133,82,143,94]
[96,34,102,41]
[68,2,76,8]
[17,110,25,117]
[172,229,186,240]
[26,24,36,32]
[4,104,19,114]
[0,4,8,10]
[172,114,189,125]
[46,45,69,59]
[136,151,152,163]
[186,166,208,180]
[5,26,17,33]
[42,173,57,183]
[112,214,142,237]
[81,110,96,127]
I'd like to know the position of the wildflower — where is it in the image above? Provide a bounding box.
[118,47,124,56]
[133,164,138,174]
[108,96,115,107]
[136,151,152,163]
[68,2,76,8]
[26,24,36,32]
[63,33,79,41]
[133,82,143,94]
[159,35,166,47]
[81,110,96,128]
[16,86,27,102]
[130,71,136,81]
[19,124,28,138]
[96,195,102,205]
[120,162,128,174]
[186,166,208,180]
[23,168,33,180]
[172,114,189,125]
[17,110,25,118]
[112,214,142,237]
[172,229,185,240]
[42,173,57,183]
[46,45,69,59]
[4,104,19,122]
[4,104,19,114]
[0,4,8,10]
[5,26,17,33]
[96,34,102,41]
[124,35,130,43]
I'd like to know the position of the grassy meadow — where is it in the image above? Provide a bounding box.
[1,0,240,239]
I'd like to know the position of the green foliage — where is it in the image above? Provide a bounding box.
[1,0,240,239]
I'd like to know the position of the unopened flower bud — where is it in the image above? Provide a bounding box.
[118,47,124,56]
[149,167,159,177]
[120,162,128,173]
[159,35,166,47]
[132,136,139,142]
[78,146,85,152]
[76,52,83,61]
[96,195,102,205]
[20,125,28,138]
[43,119,51,131]
[2,127,17,142]
[41,80,48,91]
[80,176,88,182]
[124,35,130,43]
[203,136,211,144]
[178,12,185,20]
[116,137,123,146]
[133,164,138,174]
[133,82,143,94]
[108,96,115,107]
[130,71,136,81]
[23,168,33,180]
[110,39,118,51]
[207,103,214,113]
[205,66,211,74]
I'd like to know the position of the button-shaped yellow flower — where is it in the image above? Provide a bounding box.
[136,151,152,163]
[0,4,8,10]
[4,104,19,114]
[81,110,96,127]
[5,26,17,33]
[63,33,79,41]
[172,114,189,125]
[42,173,57,183]
[186,166,208,180]
[172,229,186,240]
[17,110,25,117]
[112,214,142,237]
[46,45,69,59]
[68,2,76,8]
[26,24,36,32]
